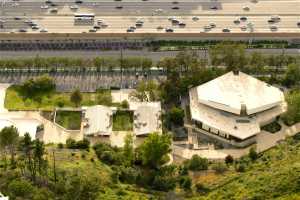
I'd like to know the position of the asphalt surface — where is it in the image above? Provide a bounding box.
[0,49,299,61]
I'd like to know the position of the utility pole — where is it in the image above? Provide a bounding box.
[53,151,57,186]
[120,46,123,89]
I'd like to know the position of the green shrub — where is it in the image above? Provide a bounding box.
[187,155,208,171]
[225,155,234,165]
[211,162,228,174]
[8,179,34,198]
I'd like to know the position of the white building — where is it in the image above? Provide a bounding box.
[189,71,286,147]
[130,102,162,136]
[82,102,162,146]
[83,105,113,136]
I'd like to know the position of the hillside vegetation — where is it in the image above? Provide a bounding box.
[192,134,300,200]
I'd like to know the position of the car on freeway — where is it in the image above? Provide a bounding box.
[240,25,247,31]
[192,16,199,21]
[75,0,83,4]
[210,6,218,10]
[45,0,52,4]
[70,5,79,9]
[222,28,231,32]
[172,19,180,24]
[41,5,49,9]
[270,25,278,31]
[204,25,211,31]
[50,8,58,13]
[172,6,179,10]
[116,5,123,9]
[297,22,300,27]
[209,22,216,28]
[31,25,40,30]
[93,25,100,29]
[165,28,174,32]
[50,3,57,7]
[136,22,143,27]
[89,29,97,32]
[270,15,281,21]
[14,17,21,20]
[19,28,27,32]
[234,19,240,24]
[243,6,250,11]
[127,28,134,32]
[40,28,48,33]
[0,19,6,24]
[97,19,103,25]
[240,16,247,21]
[156,25,164,30]
[172,1,178,4]
[178,22,186,27]
[101,23,108,28]
[268,19,275,24]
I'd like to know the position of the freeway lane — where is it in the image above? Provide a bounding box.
[0,49,299,62]
[1,0,300,16]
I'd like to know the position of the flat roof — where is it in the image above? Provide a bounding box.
[84,105,112,136]
[132,102,162,135]
[196,71,284,115]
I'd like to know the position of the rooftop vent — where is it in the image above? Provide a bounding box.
[240,104,247,116]
[233,70,239,75]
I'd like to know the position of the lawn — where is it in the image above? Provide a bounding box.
[5,85,114,111]
[55,111,82,130]
[113,110,134,131]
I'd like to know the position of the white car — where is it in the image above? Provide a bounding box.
[70,5,79,10]
[40,5,49,9]
[40,28,48,32]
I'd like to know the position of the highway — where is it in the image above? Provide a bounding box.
[0,0,299,37]
[0,49,299,61]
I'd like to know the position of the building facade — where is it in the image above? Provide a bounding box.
[189,71,286,148]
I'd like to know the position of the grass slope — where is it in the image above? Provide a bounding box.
[193,136,300,200]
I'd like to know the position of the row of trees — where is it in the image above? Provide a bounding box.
[0,56,153,71]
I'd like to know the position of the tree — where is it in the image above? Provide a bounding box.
[282,64,300,87]
[209,42,247,71]
[282,90,300,126]
[249,147,258,161]
[179,176,192,191]
[139,133,172,169]
[70,89,82,107]
[22,75,55,97]
[225,154,234,165]
[169,106,185,126]
[123,133,134,166]
[129,80,160,102]
[0,126,19,168]
[187,155,208,171]
[33,139,45,175]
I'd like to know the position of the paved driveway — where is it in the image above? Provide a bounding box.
[0,84,10,112]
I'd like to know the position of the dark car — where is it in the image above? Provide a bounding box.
[222,28,230,32]
[75,0,83,4]
[210,6,218,10]
[127,28,134,32]
[172,6,179,10]
[116,6,123,9]
[165,28,174,32]
[19,28,27,32]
